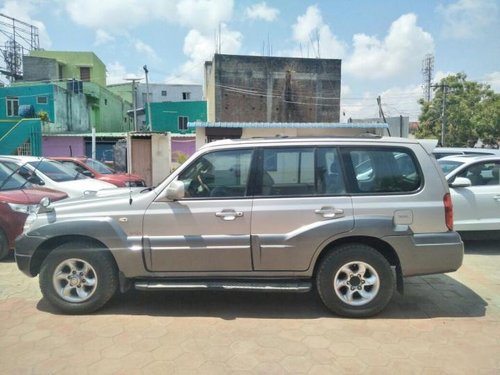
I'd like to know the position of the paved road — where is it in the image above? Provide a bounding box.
[0,241,499,374]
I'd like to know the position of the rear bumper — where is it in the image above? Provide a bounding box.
[384,231,464,277]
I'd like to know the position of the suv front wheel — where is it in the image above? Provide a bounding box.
[316,244,395,318]
[39,241,118,314]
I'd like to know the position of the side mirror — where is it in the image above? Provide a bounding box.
[81,170,94,178]
[165,180,185,201]
[450,177,472,188]
[28,174,44,185]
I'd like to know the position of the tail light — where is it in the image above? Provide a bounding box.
[443,193,453,231]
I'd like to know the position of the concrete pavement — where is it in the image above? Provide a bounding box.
[0,240,499,374]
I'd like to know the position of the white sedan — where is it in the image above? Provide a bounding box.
[438,155,500,238]
[0,156,116,198]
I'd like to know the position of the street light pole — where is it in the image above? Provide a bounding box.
[124,77,142,132]
[143,65,153,131]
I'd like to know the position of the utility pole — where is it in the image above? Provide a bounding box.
[441,85,448,147]
[143,65,152,131]
[422,54,434,102]
[377,96,391,136]
[124,77,142,131]
[431,83,449,146]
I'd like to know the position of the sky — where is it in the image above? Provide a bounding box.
[0,0,499,121]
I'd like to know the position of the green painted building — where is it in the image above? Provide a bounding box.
[25,51,106,86]
[148,101,207,134]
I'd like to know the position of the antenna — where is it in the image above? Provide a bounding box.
[0,13,40,82]
[422,54,434,101]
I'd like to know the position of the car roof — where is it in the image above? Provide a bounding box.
[200,135,426,151]
[439,154,500,163]
[433,147,500,154]
[0,155,45,162]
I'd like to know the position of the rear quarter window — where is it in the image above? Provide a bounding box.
[344,147,422,194]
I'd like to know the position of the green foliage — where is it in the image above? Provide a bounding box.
[37,111,49,123]
[416,73,500,147]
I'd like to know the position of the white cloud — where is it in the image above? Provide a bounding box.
[341,85,423,122]
[106,61,129,85]
[484,71,500,92]
[245,2,279,22]
[167,24,242,83]
[0,0,51,49]
[65,0,150,33]
[133,39,160,63]
[291,5,346,59]
[95,29,115,46]
[175,0,234,33]
[345,13,434,80]
[438,0,498,39]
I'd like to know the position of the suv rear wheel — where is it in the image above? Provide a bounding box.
[39,241,118,314]
[316,244,395,318]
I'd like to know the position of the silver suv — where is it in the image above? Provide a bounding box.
[15,136,463,317]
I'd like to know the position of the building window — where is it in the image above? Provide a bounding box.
[178,116,188,131]
[161,90,167,96]
[142,92,152,103]
[80,67,91,82]
[104,99,108,105]
[182,92,191,100]
[37,96,48,104]
[6,96,19,116]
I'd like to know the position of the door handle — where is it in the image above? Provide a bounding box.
[314,207,344,218]
[215,210,243,221]
[494,195,500,202]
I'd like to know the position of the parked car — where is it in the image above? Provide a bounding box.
[438,155,500,239]
[0,156,116,198]
[0,163,67,260]
[50,157,146,187]
[433,147,500,160]
[15,136,463,317]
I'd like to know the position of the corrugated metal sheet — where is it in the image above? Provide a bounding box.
[188,122,389,129]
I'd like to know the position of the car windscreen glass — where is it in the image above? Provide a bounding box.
[438,160,463,174]
[0,163,30,190]
[28,160,86,182]
[84,159,114,174]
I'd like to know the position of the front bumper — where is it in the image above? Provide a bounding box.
[15,233,46,277]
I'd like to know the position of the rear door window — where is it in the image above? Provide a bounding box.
[344,148,422,193]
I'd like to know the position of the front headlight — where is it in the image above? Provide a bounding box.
[7,203,38,214]
[23,212,38,233]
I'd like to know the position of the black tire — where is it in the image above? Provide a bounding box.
[0,229,9,261]
[39,241,118,314]
[316,243,395,318]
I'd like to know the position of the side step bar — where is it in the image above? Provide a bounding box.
[134,280,312,293]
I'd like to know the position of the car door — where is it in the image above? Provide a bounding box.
[251,146,354,271]
[451,161,500,231]
[143,148,255,272]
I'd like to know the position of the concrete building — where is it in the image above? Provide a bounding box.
[201,54,342,142]
[108,82,203,130]
[24,51,107,86]
[205,54,341,123]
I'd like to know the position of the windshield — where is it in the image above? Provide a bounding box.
[84,159,114,174]
[438,160,464,175]
[0,163,30,190]
[28,160,86,182]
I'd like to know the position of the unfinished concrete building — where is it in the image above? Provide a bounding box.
[204,54,341,125]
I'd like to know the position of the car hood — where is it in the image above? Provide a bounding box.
[0,187,68,204]
[52,186,146,205]
[55,179,116,197]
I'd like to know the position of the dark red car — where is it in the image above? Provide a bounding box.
[51,157,146,187]
[0,165,67,260]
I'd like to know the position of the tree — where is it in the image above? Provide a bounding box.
[416,73,500,148]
